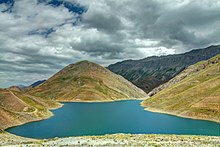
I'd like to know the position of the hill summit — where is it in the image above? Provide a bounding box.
[28,61,148,102]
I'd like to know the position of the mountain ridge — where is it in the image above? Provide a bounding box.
[149,53,220,96]
[30,80,46,88]
[108,45,220,93]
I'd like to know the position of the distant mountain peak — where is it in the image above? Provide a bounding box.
[29,80,46,88]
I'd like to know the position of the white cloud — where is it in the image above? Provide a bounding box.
[0,0,220,87]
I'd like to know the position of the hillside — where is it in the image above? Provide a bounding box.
[141,54,220,122]
[28,61,148,102]
[0,89,61,130]
[108,45,220,93]
[149,54,220,96]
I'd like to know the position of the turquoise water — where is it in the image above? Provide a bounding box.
[7,100,220,139]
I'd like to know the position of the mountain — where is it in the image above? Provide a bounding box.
[27,61,148,102]
[9,80,47,92]
[108,45,220,93]
[29,80,46,88]
[0,89,61,129]
[8,86,22,92]
[17,85,27,88]
[149,53,220,96]
[141,54,220,122]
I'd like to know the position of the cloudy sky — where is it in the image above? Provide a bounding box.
[0,0,220,87]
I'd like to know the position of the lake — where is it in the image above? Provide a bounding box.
[7,100,220,139]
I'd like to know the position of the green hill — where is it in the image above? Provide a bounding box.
[28,61,148,102]
[142,54,220,122]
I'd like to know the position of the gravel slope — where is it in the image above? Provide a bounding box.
[1,132,219,147]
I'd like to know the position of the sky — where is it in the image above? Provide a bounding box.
[0,0,220,87]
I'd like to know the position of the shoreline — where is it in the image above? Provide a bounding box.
[56,97,148,103]
[5,98,219,132]
[1,132,219,146]
[4,98,143,131]
[4,103,63,131]
[140,102,220,124]
[3,98,219,146]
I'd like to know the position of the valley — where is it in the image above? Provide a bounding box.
[0,46,219,146]
[0,61,148,131]
[1,0,220,146]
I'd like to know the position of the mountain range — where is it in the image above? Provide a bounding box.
[29,80,46,88]
[0,45,219,130]
[108,45,220,93]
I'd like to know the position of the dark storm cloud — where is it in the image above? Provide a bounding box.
[83,12,123,33]
[0,0,220,87]
[157,3,220,48]
[79,0,220,54]
[71,40,122,57]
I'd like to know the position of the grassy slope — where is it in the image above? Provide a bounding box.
[0,89,61,130]
[28,61,148,102]
[142,54,220,123]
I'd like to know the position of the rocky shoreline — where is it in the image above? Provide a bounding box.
[0,131,219,146]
